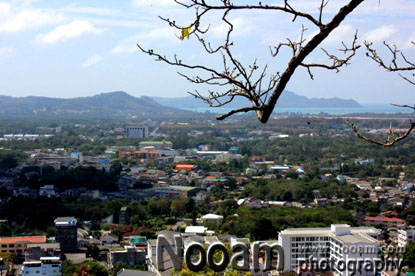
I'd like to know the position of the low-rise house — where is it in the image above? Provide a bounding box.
[269,165,290,172]
[13,187,38,198]
[100,233,119,245]
[184,226,208,235]
[77,237,101,249]
[237,197,263,208]
[108,246,146,271]
[117,176,138,190]
[64,253,92,264]
[0,236,46,255]
[364,216,406,229]
[355,159,375,165]
[116,269,154,276]
[175,164,196,172]
[124,236,148,248]
[21,257,61,276]
[154,186,196,198]
[267,201,288,207]
[80,190,101,199]
[39,185,56,197]
[25,243,61,261]
[201,213,223,224]
[119,150,160,162]
[314,198,328,207]
[387,197,405,207]
[63,188,81,197]
[193,191,208,203]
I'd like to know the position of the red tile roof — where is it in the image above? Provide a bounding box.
[364,216,406,223]
[0,236,46,244]
[176,164,195,169]
[380,211,398,217]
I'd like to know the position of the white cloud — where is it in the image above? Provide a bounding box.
[364,25,397,42]
[0,7,63,32]
[131,0,176,8]
[36,20,103,44]
[401,36,415,50]
[0,47,12,59]
[111,43,137,55]
[81,55,104,68]
[209,18,253,38]
[0,2,11,14]
[357,0,415,17]
[282,0,415,17]
[111,27,177,54]
[323,24,356,46]
[61,6,122,17]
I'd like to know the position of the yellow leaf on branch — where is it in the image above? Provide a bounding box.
[179,27,191,40]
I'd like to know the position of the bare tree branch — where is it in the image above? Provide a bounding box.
[300,31,360,80]
[345,40,415,146]
[138,0,365,122]
[259,0,364,123]
[365,40,415,84]
[345,119,415,147]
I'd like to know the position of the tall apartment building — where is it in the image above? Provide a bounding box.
[119,206,131,225]
[125,126,149,139]
[398,228,415,248]
[278,224,380,276]
[54,217,77,253]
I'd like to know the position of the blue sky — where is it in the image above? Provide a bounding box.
[0,0,415,104]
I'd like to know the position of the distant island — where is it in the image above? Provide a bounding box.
[0,91,190,116]
[0,91,361,118]
[153,90,362,109]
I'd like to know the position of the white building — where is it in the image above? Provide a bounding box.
[21,257,61,276]
[398,228,415,248]
[278,224,380,276]
[125,126,149,139]
[201,213,224,224]
[39,185,56,198]
[184,226,208,235]
[70,151,83,161]
[270,165,290,172]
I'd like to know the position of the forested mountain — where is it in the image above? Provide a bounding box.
[153,90,362,109]
[0,91,192,116]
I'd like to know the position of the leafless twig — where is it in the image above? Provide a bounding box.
[300,31,360,80]
[346,40,415,146]
[345,119,415,147]
[138,0,365,123]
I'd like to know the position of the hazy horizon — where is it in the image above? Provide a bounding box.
[1,0,415,105]
[0,90,411,106]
